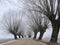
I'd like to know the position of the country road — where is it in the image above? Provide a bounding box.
[1,38,47,45]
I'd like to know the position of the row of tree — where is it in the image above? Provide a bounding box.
[23,0,60,42]
[2,9,49,40]
[25,10,49,40]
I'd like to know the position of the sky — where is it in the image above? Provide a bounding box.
[0,0,60,43]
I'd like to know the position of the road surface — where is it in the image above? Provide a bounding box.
[1,38,47,45]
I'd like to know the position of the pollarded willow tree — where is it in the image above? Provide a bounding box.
[24,0,60,42]
[2,10,23,39]
[26,10,49,40]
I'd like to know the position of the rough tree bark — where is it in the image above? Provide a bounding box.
[14,34,17,39]
[38,31,44,40]
[33,30,38,39]
[48,13,60,42]
[50,20,59,42]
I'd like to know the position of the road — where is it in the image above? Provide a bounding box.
[1,38,47,45]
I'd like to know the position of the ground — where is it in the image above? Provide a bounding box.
[0,38,60,45]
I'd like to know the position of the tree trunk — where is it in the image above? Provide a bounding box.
[21,35,24,38]
[19,34,23,38]
[18,34,23,38]
[50,21,59,42]
[38,31,44,40]
[28,35,31,38]
[33,30,38,39]
[18,35,20,38]
[14,34,17,39]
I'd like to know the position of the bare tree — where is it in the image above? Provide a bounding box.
[26,10,49,40]
[2,10,23,39]
[24,0,60,42]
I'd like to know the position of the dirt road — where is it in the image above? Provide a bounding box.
[1,38,47,45]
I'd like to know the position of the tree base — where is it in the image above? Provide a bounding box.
[14,34,17,39]
[47,42,59,45]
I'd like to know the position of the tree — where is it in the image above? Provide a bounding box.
[26,10,49,40]
[17,28,24,38]
[2,10,23,39]
[24,0,60,42]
